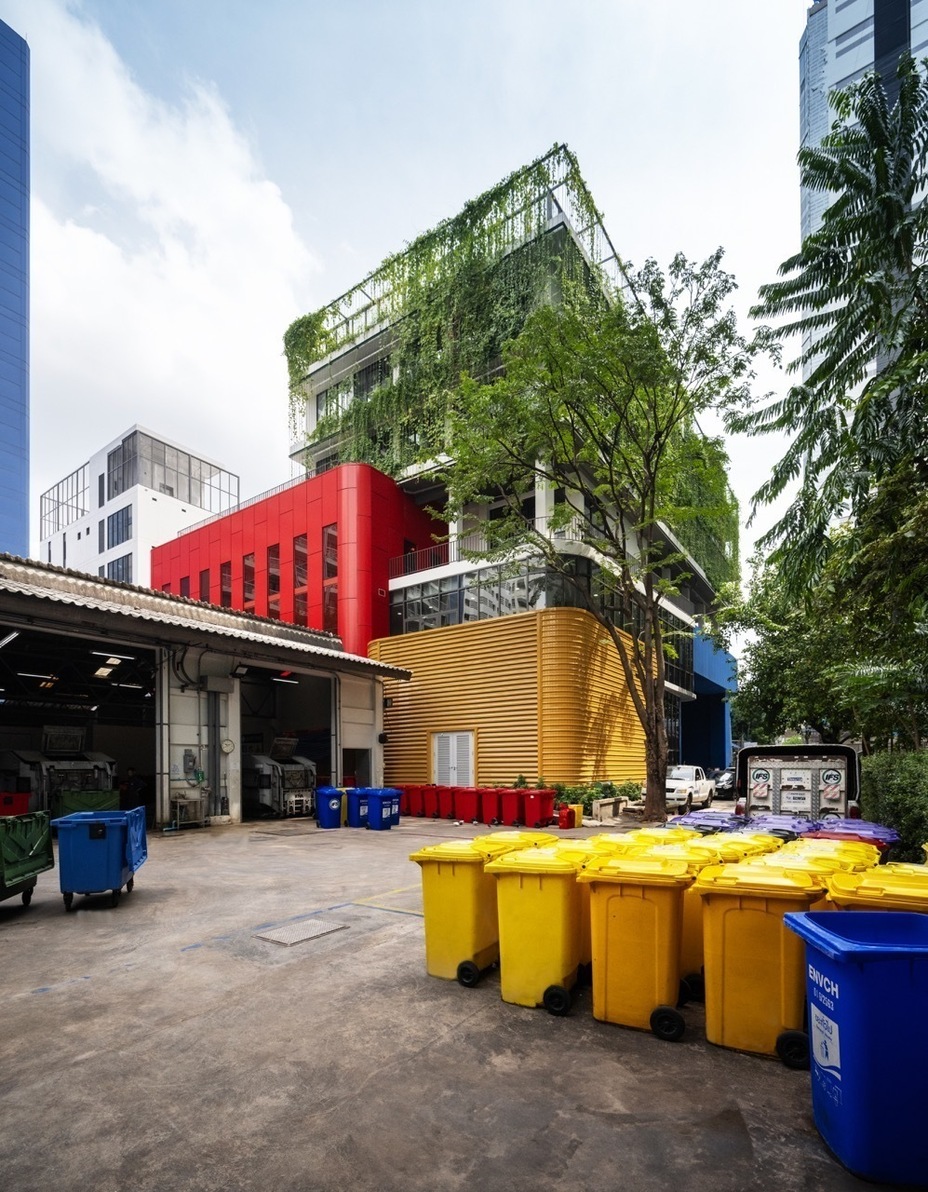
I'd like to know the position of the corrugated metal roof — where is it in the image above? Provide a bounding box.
[0,555,410,679]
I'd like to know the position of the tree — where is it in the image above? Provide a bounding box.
[729,55,928,592]
[443,252,767,820]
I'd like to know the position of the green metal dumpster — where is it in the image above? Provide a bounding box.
[50,789,119,821]
[0,812,54,907]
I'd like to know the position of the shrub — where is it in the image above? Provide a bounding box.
[861,751,928,861]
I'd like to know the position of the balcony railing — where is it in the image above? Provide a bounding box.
[388,518,585,580]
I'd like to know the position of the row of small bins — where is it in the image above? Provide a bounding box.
[411,825,928,1184]
[316,787,401,831]
[395,785,557,828]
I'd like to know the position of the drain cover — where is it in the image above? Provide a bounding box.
[254,919,348,947]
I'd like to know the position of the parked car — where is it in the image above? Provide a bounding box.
[714,766,736,797]
[657,764,715,812]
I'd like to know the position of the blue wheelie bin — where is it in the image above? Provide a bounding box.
[366,789,393,831]
[316,787,342,829]
[51,807,147,911]
[345,788,369,828]
[785,911,928,1185]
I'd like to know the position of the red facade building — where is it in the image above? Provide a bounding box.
[150,464,441,658]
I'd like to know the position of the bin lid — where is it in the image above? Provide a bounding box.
[826,869,928,907]
[695,862,826,896]
[785,909,928,960]
[702,832,781,857]
[744,850,869,874]
[778,839,881,868]
[551,839,602,865]
[882,862,928,879]
[650,838,764,865]
[627,827,702,844]
[586,833,648,854]
[409,841,488,865]
[484,846,581,875]
[577,855,693,886]
[635,843,719,872]
[471,830,558,858]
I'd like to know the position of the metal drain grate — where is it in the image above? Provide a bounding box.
[254,919,348,947]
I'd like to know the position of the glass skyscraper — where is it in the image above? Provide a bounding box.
[0,18,28,558]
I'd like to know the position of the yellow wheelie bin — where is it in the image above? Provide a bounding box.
[484,846,583,1015]
[552,839,603,976]
[577,855,694,1041]
[777,838,881,870]
[409,840,503,988]
[826,867,928,912]
[471,829,557,860]
[696,862,828,1066]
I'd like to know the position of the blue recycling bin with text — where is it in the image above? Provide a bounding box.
[346,788,369,828]
[316,787,342,830]
[366,789,393,832]
[388,788,401,826]
[784,911,928,1186]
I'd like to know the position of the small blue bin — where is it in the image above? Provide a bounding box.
[345,789,369,828]
[51,807,147,911]
[785,911,928,1185]
[316,787,342,830]
[366,789,393,831]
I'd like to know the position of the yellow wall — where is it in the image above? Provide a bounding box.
[369,607,646,786]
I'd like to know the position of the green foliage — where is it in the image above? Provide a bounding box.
[861,752,928,861]
[731,55,928,593]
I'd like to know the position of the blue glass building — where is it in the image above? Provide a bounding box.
[0,19,28,558]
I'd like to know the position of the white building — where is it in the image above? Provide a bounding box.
[39,426,239,587]
[800,0,926,240]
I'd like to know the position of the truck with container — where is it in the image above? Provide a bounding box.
[734,743,860,819]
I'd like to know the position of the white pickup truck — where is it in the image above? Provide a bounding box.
[662,764,715,812]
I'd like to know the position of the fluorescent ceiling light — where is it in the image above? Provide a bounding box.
[0,630,19,649]
[115,683,144,689]
[94,666,114,678]
[271,677,299,685]
[18,672,54,680]
[91,651,135,662]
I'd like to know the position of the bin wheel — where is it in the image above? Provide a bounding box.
[63,892,74,912]
[682,971,705,1002]
[21,886,32,906]
[110,889,121,908]
[542,985,572,1017]
[577,962,593,988]
[457,961,482,988]
[650,1005,685,1042]
[126,878,134,893]
[776,1030,810,1070]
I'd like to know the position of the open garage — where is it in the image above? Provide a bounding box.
[0,555,408,825]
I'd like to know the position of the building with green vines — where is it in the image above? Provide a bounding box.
[285,145,737,775]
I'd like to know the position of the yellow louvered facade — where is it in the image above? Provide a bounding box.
[368,607,647,787]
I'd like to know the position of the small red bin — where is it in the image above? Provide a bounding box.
[421,785,440,818]
[453,787,480,822]
[478,788,500,825]
[435,785,454,819]
[406,786,425,817]
[523,789,556,828]
[498,788,525,826]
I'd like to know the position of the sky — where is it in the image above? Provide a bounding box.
[0,0,812,560]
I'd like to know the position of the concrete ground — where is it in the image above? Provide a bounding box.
[1,815,867,1192]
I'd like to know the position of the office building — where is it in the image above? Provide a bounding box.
[40,426,239,588]
[0,19,28,557]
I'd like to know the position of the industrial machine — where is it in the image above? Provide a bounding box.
[0,727,117,813]
[242,737,316,818]
[735,743,861,819]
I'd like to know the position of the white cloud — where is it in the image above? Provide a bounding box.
[12,0,317,548]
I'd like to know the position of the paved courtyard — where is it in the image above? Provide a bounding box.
[1,818,867,1192]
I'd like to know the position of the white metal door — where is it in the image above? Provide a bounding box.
[433,732,473,786]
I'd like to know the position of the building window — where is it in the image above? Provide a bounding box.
[107,554,132,583]
[322,524,337,579]
[323,583,338,634]
[98,520,104,552]
[199,569,210,601]
[98,473,105,508]
[267,544,280,619]
[107,505,132,549]
[62,532,66,568]
[243,552,255,610]
[220,561,232,607]
[180,576,190,598]
[293,534,308,627]
[98,566,104,577]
